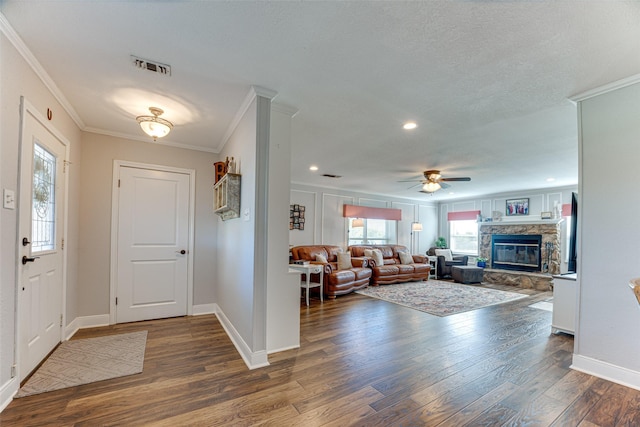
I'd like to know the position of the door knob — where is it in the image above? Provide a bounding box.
[176,250,186,255]
[22,255,40,265]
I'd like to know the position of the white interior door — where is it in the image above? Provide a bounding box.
[116,166,190,323]
[18,104,67,381]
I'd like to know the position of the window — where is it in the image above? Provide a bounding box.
[32,143,57,253]
[348,219,396,245]
[449,219,478,255]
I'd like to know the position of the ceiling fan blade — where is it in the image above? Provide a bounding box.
[397,179,424,183]
[440,177,471,182]
[407,182,423,189]
[398,175,424,182]
[440,182,451,189]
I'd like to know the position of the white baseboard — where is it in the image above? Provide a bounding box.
[64,314,110,340]
[0,377,18,413]
[192,303,217,316]
[572,354,640,391]
[267,344,300,355]
[215,307,269,370]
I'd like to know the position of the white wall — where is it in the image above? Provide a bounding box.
[78,133,218,316]
[572,78,640,390]
[266,106,299,353]
[289,184,437,254]
[216,97,258,359]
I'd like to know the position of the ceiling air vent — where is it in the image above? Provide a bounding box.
[131,55,171,76]
[322,174,342,179]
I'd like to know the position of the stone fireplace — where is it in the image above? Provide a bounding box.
[479,220,562,290]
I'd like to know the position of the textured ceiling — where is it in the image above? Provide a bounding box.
[2,1,639,201]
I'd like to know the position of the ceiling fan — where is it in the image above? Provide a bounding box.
[399,170,471,193]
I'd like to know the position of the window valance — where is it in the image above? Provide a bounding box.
[447,210,481,221]
[342,204,402,221]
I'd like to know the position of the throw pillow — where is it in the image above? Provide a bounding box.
[371,249,384,266]
[399,251,414,265]
[337,252,352,270]
[435,248,453,261]
[363,249,374,258]
[316,254,328,263]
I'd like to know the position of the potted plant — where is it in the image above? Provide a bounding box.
[476,257,488,268]
[434,237,447,249]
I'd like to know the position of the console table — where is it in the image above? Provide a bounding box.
[289,264,324,306]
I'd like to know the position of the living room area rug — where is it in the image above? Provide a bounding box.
[355,280,528,317]
[16,330,147,397]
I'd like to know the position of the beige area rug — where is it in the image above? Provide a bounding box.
[17,330,147,397]
[356,280,527,317]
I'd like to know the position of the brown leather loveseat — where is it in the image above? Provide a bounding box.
[290,245,372,298]
[349,245,430,286]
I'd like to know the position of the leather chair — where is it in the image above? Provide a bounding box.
[431,248,468,279]
[436,254,469,279]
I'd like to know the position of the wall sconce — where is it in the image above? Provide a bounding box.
[136,107,173,141]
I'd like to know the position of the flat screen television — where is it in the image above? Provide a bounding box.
[567,192,578,273]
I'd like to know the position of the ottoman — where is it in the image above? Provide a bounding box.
[451,265,484,284]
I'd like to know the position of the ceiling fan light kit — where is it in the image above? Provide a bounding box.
[136,107,173,141]
[401,169,471,194]
[422,181,441,193]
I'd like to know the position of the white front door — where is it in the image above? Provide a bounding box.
[115,166,190,323]
[18,102,67,381]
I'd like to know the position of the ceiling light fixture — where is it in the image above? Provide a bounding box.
[422,181,441,193]
[403,122,417,130]
[546,177,556,182]
[136,107,173,141]
[309,165,319,171]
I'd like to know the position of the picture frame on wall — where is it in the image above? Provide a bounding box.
[289,204,305,230]
[506,198,529,216]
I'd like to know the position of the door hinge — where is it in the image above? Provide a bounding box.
[118,179,121,188]
[60,314,63,327]
[63,160,71,173]
[61,238,65,250]
[115,297,118,306]
[11,365,16,378]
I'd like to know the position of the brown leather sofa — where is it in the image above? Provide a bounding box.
[290,245,372,298]
[349,245,430,286]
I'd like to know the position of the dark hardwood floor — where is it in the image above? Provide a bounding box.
[2,283,640,426]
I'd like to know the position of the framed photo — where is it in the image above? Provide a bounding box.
[506,198,529,216]
[289,204,305,231]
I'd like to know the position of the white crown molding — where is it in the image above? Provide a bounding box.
[83,127,219,153]
[272,102,299,117]
[219,85,279,153]
[0,12,85,130]
[569,73,640,103]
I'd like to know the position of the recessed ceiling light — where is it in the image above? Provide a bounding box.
[403,122,417,130]
[309,165,318,171]
[546,177,556,182]
[449,192,455,195]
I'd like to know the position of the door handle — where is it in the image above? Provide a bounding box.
[22,237,31,246]
[22,255,40,265]
[176,250,187,255]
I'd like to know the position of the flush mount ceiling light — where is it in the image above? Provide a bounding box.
[422,181,441,193]
[136,107,173,141]
[403,122,417,130]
